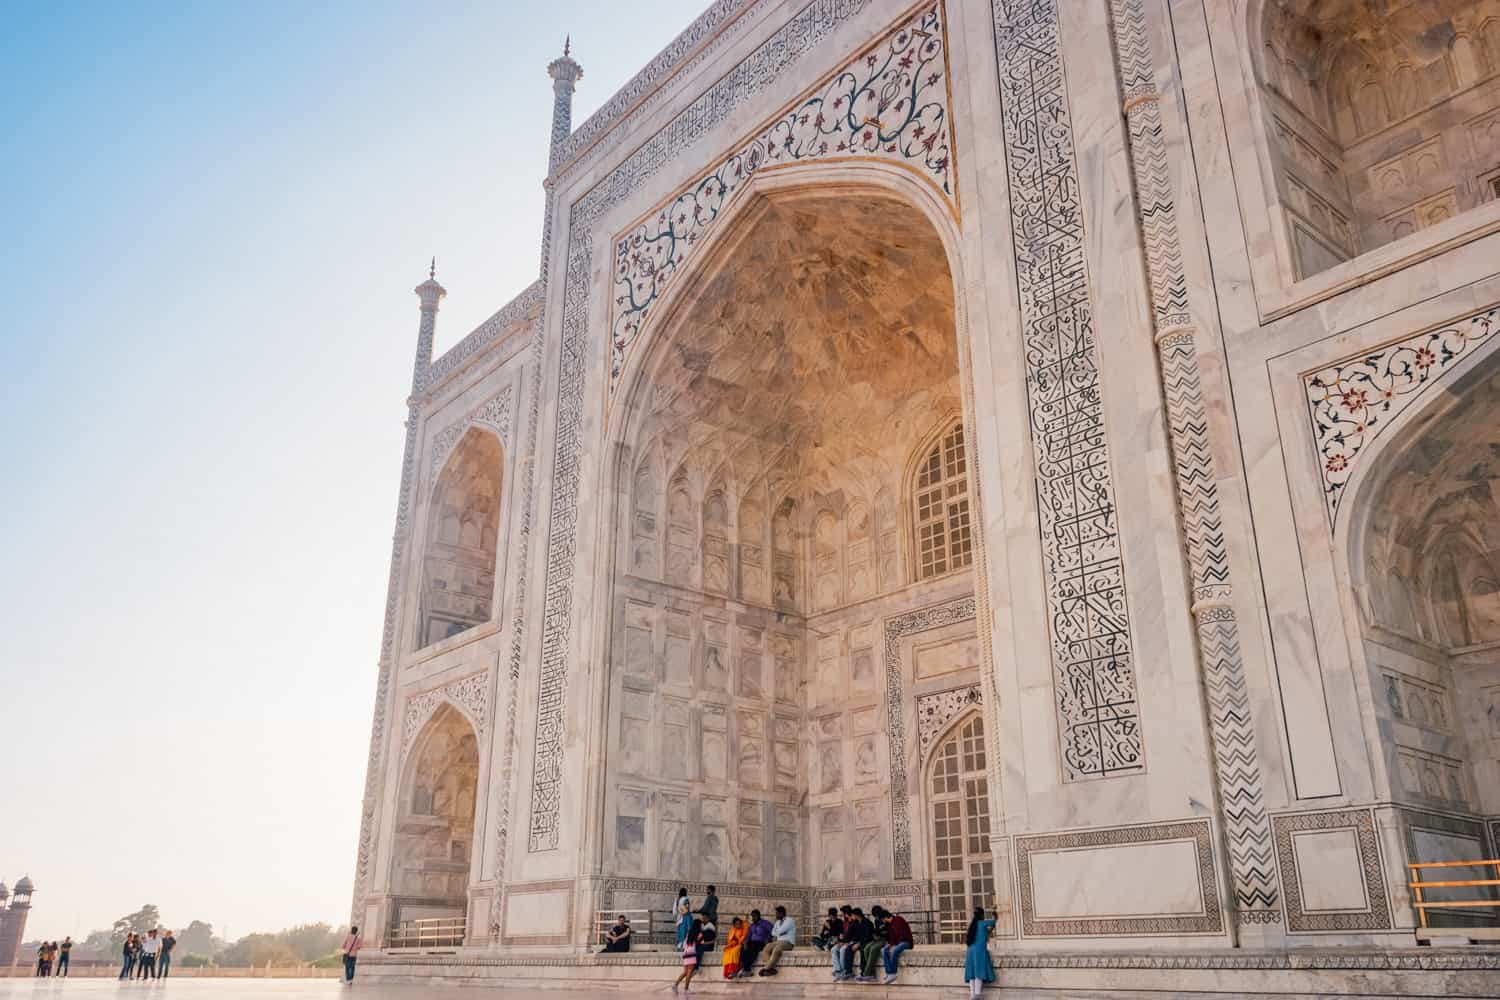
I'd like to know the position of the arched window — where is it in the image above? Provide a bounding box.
[929,714,992,941]
[913,421,973,581]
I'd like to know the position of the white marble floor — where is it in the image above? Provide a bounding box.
[0,980,1438,1000]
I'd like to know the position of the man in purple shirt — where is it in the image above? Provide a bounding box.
[736,910,774,978]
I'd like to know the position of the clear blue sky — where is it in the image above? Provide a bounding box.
[0,0,703,944]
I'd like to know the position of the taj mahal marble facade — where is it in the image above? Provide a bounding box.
[352,0,1500,989]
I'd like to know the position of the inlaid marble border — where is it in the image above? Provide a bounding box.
[1014,819,1224,937]
[991,0,1143,782]
[1271,808,1391,932]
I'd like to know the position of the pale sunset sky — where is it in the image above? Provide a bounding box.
[0,0,704,943]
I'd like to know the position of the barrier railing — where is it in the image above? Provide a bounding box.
[1407,859,1500,940]
[387,916,466,949]
[593,908,657,947]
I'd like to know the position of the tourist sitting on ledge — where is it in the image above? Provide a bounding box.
[599,914,632,953]
[811,907,841,951]
[735,909,773,977]
[879,907,915,984]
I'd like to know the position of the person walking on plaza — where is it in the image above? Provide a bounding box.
[672,918,703,994]
[963,906,997,998]
[674,887,693,948]
[880,907,914,983]
[158,928,175,978]
[758,904,796,976]
[720,917,746,978]
[138,927,160,979]
[341,925,363,985]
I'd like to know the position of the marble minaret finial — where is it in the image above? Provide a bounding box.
[546,37,583,172]
[412,258,446,390]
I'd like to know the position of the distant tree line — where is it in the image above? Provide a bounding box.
[65,905,347,968]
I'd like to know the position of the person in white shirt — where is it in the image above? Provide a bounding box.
[758,906,797,976]
[138,929,161,979]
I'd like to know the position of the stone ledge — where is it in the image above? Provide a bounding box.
[363,946,1500,971]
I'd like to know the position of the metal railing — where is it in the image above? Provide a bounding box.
[593,909,656,947]
[387,916,466,949]
[1408,859,1500,940]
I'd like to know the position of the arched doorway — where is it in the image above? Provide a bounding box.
[598,176,988,920]
[419,428,503,648]
[1347,354,1500,928]
[928,713,993,941]
[391,704,480,942]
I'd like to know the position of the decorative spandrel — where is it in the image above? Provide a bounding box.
[609,3,955,396]
[1306,306,1498,523]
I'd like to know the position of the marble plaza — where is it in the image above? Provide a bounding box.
[348,0,1500,994]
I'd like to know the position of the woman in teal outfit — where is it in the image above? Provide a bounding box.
[962,906,996,998]
[674,888,694,948]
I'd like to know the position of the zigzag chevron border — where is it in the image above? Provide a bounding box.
[1103,0,1281,925]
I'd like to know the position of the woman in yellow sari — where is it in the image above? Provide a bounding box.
[721,917,747,979]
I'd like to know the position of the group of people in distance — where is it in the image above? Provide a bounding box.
[32,937,72,977]
[118,928,176,980]
[601,885,996,995]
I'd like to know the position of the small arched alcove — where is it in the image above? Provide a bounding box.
[1252,0,1500,279]
[392,704,480,928]
[419,427,503,648]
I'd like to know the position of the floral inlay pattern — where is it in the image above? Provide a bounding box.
[609,3,954,394]
[1305,305,1498,521]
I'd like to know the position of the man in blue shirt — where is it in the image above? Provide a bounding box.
[758,905,797,977]
[736,910,774,977]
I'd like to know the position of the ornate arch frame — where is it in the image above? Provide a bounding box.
[582,158,999,889]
